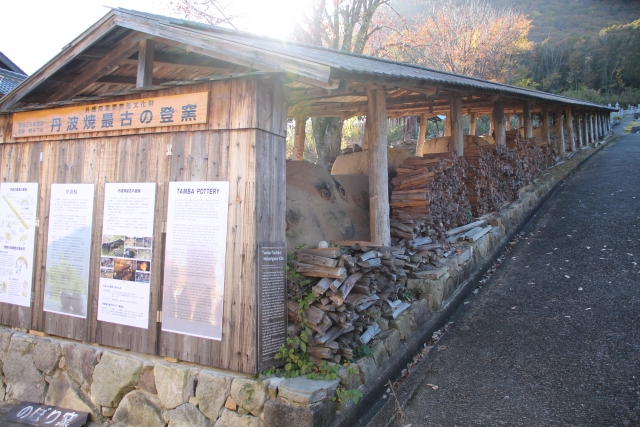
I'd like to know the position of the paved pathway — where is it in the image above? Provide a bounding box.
[368,128,640,426]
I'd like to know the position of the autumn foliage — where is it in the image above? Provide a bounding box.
[370,0,532,82]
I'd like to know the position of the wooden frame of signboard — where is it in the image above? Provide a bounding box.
[0,75,287,374]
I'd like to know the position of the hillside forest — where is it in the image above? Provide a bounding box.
[384,0,640,107]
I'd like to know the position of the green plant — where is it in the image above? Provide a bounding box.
[334,386,363,404]
[239,382,254,407]
[307,360,340,381]
[353,343,375,359]
[399,289,415,302]
[274,338,314,378]
[272,290,318,378]
[346,364,360,375]
[262,366,277,377]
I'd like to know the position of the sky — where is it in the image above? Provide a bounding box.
[0,0,308,75]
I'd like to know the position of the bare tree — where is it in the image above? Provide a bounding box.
[170,0,237,28]
[293,0,400,168]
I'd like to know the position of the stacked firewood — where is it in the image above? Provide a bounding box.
[389,153,470,243]
[390,134,557,225]
[288,241,441,364]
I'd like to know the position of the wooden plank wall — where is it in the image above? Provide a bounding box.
[0,76,287,374]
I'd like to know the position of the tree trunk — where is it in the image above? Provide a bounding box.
[312,117,343,170]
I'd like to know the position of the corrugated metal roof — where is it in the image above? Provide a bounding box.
[114,8,615,111]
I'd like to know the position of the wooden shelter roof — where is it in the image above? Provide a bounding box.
[0,8,616,116]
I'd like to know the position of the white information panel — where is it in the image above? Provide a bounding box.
[0,183,39,307]
[97,183,156,329]
[44,184,95,318]
[162,181,230,340]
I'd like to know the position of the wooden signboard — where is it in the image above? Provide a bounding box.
[12,92,208,138]
[256,242,287,371]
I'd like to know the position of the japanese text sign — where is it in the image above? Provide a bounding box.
[6,402,89,427]
[12,92,208,138]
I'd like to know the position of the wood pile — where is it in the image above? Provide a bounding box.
[288,242,440,364]
[390,132,557,227]
[389,153,470,244]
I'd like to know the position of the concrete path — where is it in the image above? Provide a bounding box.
[367,130,640,426]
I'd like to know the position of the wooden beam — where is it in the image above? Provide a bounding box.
[470,112,477,136]
[50,74,173,85]
[450,96,463,156]
[589,112,595,142]
[293,115,306,160]
[417,113,428,156]
[136,39,155,88]
[113,13,333,84]
[47,31,142,102]
[493,99,506,147]
[396,86,439,96]
[565,107,576,151]
[367,87,390,246]
[523,104,533,138]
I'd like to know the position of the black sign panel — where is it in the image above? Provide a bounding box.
[256,242,288,371]
[6,402,89,427]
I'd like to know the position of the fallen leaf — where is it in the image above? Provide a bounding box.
[586,246,591,249]
[578,287,583,291]
[511,306,517,310]
[586,308,592,311]
[426,384,439,390]
[565,275,570,279]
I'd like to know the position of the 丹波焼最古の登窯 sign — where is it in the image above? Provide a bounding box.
[12,92,208,138]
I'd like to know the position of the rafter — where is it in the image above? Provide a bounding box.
[47,31,143,102]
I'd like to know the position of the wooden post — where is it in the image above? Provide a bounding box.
[488,114,493,135]
[556,109,565,155]
[493,99,506,147]
[583,112,590,145]
[598,113,604,138]
[416,113,428,156]
[136,39,155,88]
[523,105,533,138]
[450,96,463,156]
[541,105,550,144]
[576,112,583,147]
[367,87,390,246]
[292,115,306,160]
[565,107,576,151]
[589,112,595,142]
[470,112,477,136]
[363,114,371,150]
[444,114,452,136]
[515,113,522,131]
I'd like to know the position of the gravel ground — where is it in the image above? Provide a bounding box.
[367,122,640,427]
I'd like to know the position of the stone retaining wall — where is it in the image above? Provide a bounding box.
[0,139,611,427]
